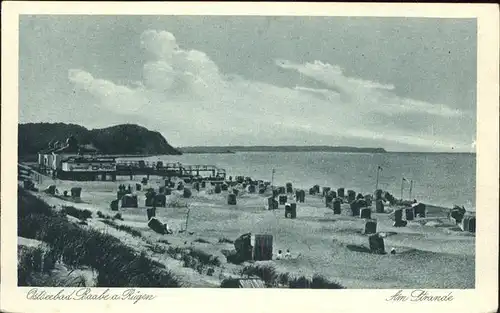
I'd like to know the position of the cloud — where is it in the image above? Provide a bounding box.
[67,29,470,151]
[276,59,463,118]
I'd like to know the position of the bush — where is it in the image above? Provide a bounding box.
[311,274,344,289]
[189,249,220,266]
[194,238,211,244]
[60,205,92,221]
[288,276,311,288]
[148,244,167,254]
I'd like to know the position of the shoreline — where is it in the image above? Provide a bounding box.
[20,162,475,213]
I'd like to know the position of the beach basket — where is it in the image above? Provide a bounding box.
[227,194,237,205]
[155,194,166,207]
[412,203,426,218]
[360,208,371,219]
[214,184,222,194]
[313,185,320,194]
[285,203,297,219]
[279,195,287,205]
[234,233,253,261]
[394,208,403,222]
[337,188,345,198]
[248,185,256,193]
[148,217,166,235]
[253,234,273,261]
[347,190,356,203]
[110,199,119,211]
[322,187,331,197]
[350,202,360,216]
[405,208,414,221]
[121,194,138,208]
[286,183,293,194]
[147,207,156,220]
[145,195,155,207]
[325,194,334,207]
[309,188,315,195]
[268,197,278,210]
[332,199,342,214]
[369,234,385,254]
[363,219,377,235]
[364,195,373,207]
[374,189,383,200]
[221,184,228,191]
[375,200,384,213]
[467,216,476,233]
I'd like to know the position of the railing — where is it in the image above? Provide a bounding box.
[115,161,226,178]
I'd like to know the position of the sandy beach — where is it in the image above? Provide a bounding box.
[18,171,475,289]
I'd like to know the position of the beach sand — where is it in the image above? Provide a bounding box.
[20,174,475,288]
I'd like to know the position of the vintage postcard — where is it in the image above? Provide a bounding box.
[1,2,498,313]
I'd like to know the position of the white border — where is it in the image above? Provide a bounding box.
[1,2,498,313]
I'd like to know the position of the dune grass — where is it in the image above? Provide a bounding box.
[18,245,58,286]
[18,187,180,287]
[241,264,344,289]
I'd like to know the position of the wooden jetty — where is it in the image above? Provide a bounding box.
[115,160,227,180]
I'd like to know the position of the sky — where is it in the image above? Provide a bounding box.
[19,15,477,152]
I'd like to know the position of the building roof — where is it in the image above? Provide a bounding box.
[62,156,116,163]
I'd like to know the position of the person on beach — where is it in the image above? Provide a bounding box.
[276,250,283,260]
[284,249,291,259]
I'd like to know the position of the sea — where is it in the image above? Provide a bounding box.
[137,152,476,211]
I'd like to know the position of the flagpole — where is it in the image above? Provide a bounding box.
[375,166,380,190]
[409,180,413,200]
[400,177,404,200]
[271,168,275,194]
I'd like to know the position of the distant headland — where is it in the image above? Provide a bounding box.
[18,123,182,157]
[178,146,387,154]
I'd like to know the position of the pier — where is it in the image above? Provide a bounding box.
[115,160,226,180]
